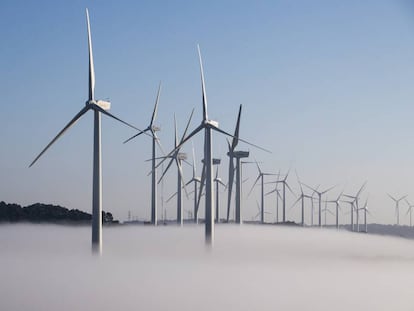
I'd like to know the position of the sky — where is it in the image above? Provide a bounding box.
[1,0,414,223]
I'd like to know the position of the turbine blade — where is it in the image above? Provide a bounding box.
[123,128,149,144]
[197,44,208,121]
[285,182,295,196]
[295,170,304,194]
[158,157,175,184]
[150,82,161,126]
[174,113,178,147]
[387,193,397,202]
[155,124,204,170]
[211,126,271,154]
[86,8,95,101]
[192,140,197,177]
[93,105,150,135]
[231,104,242,150]
[166,191,177,203]
[154,132,166,155]
[180,108,195,144]
[29,106,90,167]
[248,174,261,197]
[301,182,317,193]
[177,159,189,199]
[254,157,262,174]
[321,185,336,195]
[196,163,206,215]
[291,196,301,209]
[356,181,367,197]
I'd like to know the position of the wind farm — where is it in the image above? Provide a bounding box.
[2,2,414,310]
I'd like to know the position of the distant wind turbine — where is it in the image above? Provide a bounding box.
[291,172,313,226]
[387,193,407,226]
[123,83,163,225]
[326,191,343,229]
[185,143,201,223]
[29,9,142,254]
[404,198,414,227]
[302,183,336,227]
[342,182,366,231]
[158,112,194,226]
[249,161,277,224]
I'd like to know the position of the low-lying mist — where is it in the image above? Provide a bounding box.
[1,224,413,311]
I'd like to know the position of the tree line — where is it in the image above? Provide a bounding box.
[0,201,117,224]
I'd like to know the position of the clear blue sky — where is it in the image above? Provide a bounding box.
[1,0,414,224]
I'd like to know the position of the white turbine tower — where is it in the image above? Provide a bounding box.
[214,165,226,223]
[157,45,269,245]
[123,83,162,225]
[387,194,407,226]
[29,9,142,254]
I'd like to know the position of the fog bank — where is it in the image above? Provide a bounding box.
[0,224,413,310]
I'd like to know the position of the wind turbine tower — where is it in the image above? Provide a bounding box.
[124,83,162,225]
[30,9,141,254]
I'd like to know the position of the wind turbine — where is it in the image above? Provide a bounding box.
[253,200,271,222]
[156,45,269,245]
[158,112,193,226]
[123,83,162,225]
[266,182,282,223]
[302,183,336,227]
[326,191,343,229]
[226,105,249,224]
[358,198,371,233]
[269,170,294,223]
[342,182,366,231]
[29,9,142,254]
[185,143,201,223]
[321,199,334,226]
[248,161,277,224]
[404,198,414,227]
[214,165,226,223]
[387,193,407,226]
[291,172,313,226]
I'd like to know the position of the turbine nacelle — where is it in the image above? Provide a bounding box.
[151,125,161,132]
[86,100,111,110]
[233,150,250,158]
[177,152,187,161]
[204,119,219,128]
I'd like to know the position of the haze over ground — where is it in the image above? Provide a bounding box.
[1,1,414,223]
[0,224,413,310]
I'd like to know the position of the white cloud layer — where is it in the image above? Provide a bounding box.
[0,224,413,310]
